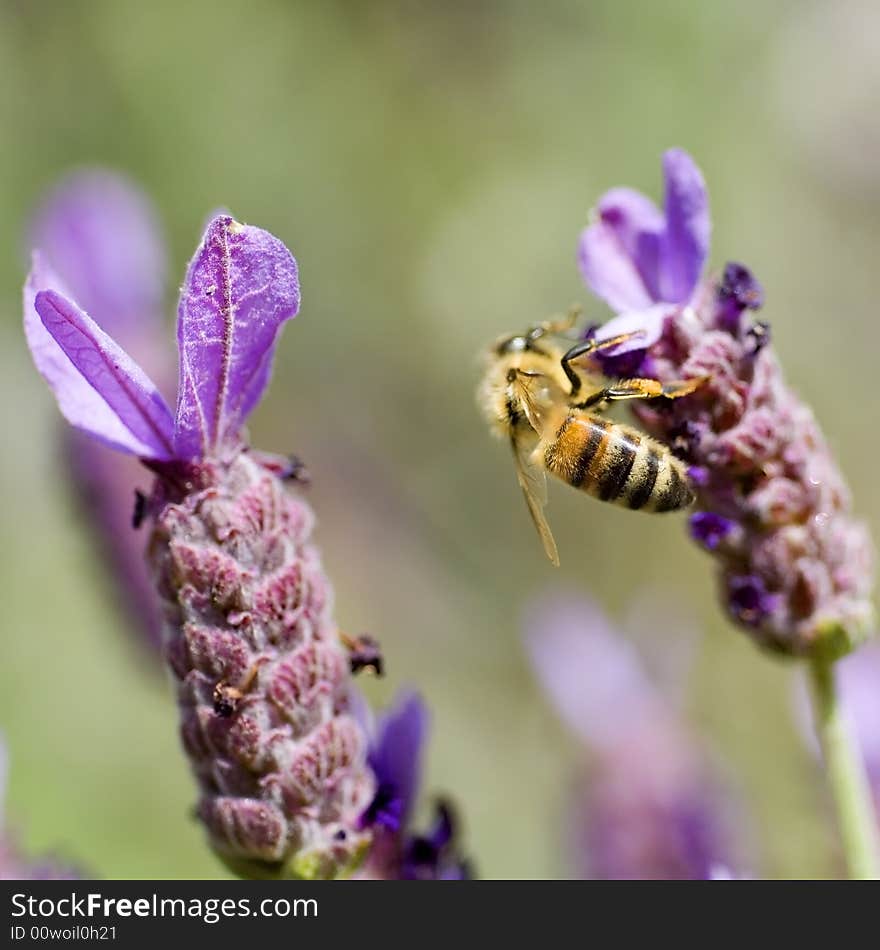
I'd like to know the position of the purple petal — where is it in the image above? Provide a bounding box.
[27,276,174,459]
[524,594,661,751]
[597,188,665,297]
[592,303,670,355]
[578,219,657,314]
[28,170,167,334]
[657,149,710,303]
[368,691,429,828]
[597,189,664,261]
[173,216,300,459]
[579,184,666,312]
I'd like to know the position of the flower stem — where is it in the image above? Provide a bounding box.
[809,654,880,879]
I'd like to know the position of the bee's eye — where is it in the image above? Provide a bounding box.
[497,336,527,355]
[506,368,518,383]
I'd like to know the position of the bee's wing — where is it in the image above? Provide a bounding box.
[510,431,560,567]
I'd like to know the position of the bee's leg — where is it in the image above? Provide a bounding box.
[560,331,647,395]
[526,306,583,346]
[540,305,582,334]
[575,376,708,409]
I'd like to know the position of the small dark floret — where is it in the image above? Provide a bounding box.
[401,800,472,881]
[689,512,734,551]
[727,575,778,628]
[716,262,764,333]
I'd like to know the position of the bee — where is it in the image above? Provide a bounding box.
[478,311,704,565]
[212,659,265,718]
[340,632,384,677]
[212,681,245,718]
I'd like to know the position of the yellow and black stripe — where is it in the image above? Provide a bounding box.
[544,414,693,512]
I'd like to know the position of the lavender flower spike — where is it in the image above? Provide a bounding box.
[25,215,375,878]
[28,171,173,651]
[579,151,874,657]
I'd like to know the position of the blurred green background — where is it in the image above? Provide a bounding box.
[1,0,877,878]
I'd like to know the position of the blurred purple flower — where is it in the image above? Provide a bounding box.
[578,151,875,657]
[24,214,376,878]
[525,595,749,880]
[358,692,472,880]
[28,171,173,652]
[0,736,82,880]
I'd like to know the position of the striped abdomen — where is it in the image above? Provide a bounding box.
[543,414,693,512]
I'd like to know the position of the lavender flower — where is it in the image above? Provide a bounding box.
[358,692,471,880]
[525,595,748,880]
[0,736,82,880]
[579,150,874,657]
[24,214,375,878]
[28,171,173,652]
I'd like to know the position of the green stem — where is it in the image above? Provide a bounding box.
[809,655,880,879]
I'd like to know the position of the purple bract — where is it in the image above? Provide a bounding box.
[27,214,299,464]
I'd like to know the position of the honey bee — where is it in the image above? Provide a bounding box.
[478,312,704,565]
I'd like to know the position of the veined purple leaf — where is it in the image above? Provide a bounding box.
[174,215,300,459]
[27,271,174,459]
